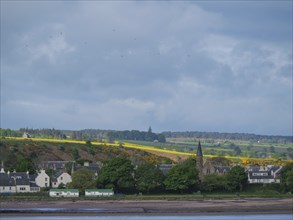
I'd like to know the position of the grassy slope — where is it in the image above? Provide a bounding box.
[0,138,169,169]
[1,137,292,166]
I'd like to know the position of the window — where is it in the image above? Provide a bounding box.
[61,177,63,180]
[45,178,48,181]
[45,183,48,187]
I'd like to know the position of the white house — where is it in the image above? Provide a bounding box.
[35,169,50,188]
[12,172,32,193]
[247,165,282,184]
[49,189,79,197]
[51,172,72,188]
[22,132,32,138]
[85,189,114,197]
[0,165,41,194]
[0,171,37,193]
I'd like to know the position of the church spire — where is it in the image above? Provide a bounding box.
[196,141,203,157]
[196,141,204,182]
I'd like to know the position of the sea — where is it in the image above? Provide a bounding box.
[1,215,292,220]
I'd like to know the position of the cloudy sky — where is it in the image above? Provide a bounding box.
[1,1,292,135]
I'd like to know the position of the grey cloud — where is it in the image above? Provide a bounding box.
[1,1,292,135]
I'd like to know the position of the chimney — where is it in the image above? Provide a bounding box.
[0,161,4,173]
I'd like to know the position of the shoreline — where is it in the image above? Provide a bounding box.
[1,198,292,216]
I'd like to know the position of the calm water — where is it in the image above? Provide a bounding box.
[1,215,292,220]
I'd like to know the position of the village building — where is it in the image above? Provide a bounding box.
[202,160,231,176]
[35,169,50,188]
[0,170,17,194]
[246,165,282,184]
[196,142,231,181]
[74,161,100,176]
[22,132,32,138]
[85,189,114,197]
[0,166,40,193]
[51,171,72,188]
[49,189,79,197]
[40,161,74,171]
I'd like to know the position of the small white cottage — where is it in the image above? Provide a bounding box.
[35,169,50,188]
[49,189,79,197]
[51,172,72,188]
[85,189,114,197]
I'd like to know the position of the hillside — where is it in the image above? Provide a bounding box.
[0,138,171,172]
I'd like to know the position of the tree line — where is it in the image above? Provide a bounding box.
[0,127,166,143]
[1,128,291,144]
[163,131,292,144]
[68,157,293,195]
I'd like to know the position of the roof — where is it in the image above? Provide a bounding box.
[0,173,15,186]
[52,171,70,180]
[30,182,40,188]
[29,174,37,181]
[74,164,100,172]
[248,171,278,179]
[85,189,113,192]
[246,165,282,173]
[10,172,30,186]
[196,141,203,157]
[50,189,79,192]
[0,172,32,186]
[41,161,73,170]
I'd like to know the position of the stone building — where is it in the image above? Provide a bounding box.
[195,142,231,181]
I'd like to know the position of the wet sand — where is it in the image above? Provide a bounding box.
[1,198,293,215]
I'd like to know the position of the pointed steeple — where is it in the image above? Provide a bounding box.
[196,141,203,157]
[196,141,204,182]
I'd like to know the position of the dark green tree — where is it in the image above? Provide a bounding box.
[68,169,96,194]
[16,155,36,174]
[65,162,74,174]
[226,165,247,192]
[135,163,165,193]
[201,174,227,192]
[280,163,293,192]
[71,148,80,160]
[164,158,199,193]
[97,157,135,193]
[157,134,166,143]
[145,126,155,141]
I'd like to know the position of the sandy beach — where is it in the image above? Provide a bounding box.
[1,198,292,215]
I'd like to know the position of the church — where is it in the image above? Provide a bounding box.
[195,141,231,181]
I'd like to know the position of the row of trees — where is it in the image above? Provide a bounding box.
[107,127,166,143]
[163,131,292,144]
[69,157,253,194]
[2,128,291,144]
[0,127,166,143]
[0,128,67,139]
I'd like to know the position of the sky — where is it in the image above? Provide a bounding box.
[1,1,292,136]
